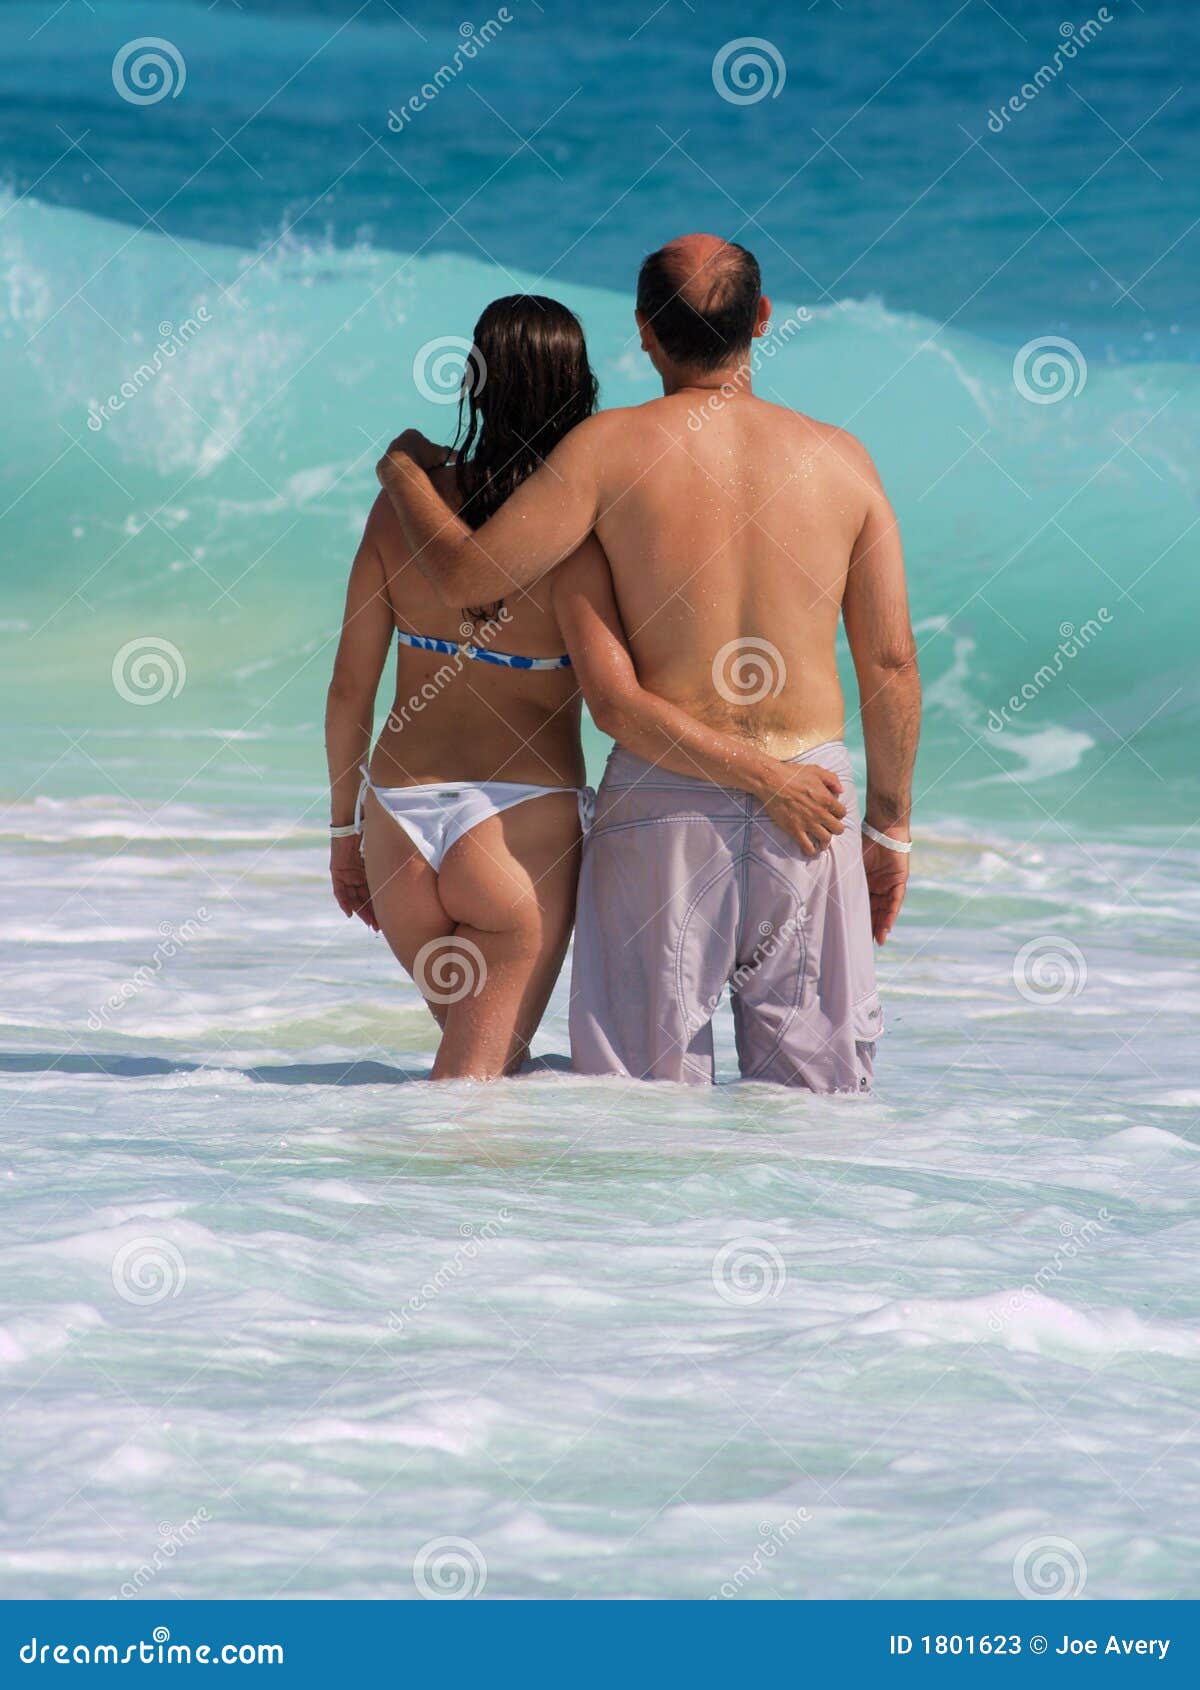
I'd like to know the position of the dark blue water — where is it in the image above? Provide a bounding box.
[2,0,1198,354]
[1,0,1197,820]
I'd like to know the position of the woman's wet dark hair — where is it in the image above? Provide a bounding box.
[452,294,598,620]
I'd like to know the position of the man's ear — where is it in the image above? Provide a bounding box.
[752,294,772,337]
[635,309,655,353]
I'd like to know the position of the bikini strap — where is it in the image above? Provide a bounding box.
[395,627,571,671]
[353,766,371,838]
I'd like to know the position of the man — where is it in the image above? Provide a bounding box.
[378,234,919,1090]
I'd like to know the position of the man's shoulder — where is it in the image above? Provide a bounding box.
[554,402,662,470]
[771,405,869,457]
[583,399,666,433]
[786,412,883,489]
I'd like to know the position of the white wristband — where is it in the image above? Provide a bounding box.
[862,822,912,854]
[329,822,360,839]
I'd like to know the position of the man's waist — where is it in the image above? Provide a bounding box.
[600,739,854,796]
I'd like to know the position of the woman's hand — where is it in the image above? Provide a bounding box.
[759,763,847,854]
[330,835,379,931]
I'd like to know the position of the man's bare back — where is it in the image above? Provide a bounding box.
[583,390,879,759]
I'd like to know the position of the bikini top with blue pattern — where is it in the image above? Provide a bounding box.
[395,627,571,671]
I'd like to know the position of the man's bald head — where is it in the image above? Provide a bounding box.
[636,234,763,373]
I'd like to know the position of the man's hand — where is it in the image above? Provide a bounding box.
[330,835,378,931]
[759,763,847,853]
[376,430,448,485]
[862,832,909,945]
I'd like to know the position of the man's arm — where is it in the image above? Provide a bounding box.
[377,416,604,605]
[841,455,921,944]
[553,541,847,854]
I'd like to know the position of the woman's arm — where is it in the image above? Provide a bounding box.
[552,540,847,854]
[324,494,396,929]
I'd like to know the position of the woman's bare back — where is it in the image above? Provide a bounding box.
[369,468,584,789]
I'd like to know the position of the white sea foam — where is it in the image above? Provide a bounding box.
[0,803,1197,1598]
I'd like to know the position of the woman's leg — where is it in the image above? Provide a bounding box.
[431,792,582,1079]
[360,790,455,1031]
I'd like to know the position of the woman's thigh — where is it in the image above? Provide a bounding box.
[432,792,583,1075]
[360,792,454,1013]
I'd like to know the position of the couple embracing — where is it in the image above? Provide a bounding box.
[325,234,920,1089]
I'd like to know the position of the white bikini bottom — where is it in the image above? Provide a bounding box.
[356,767,594,872]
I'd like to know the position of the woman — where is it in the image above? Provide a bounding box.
[327,295,845,1080]
[326,296,598,1081]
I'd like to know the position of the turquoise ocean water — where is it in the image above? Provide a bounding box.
[1,0,1198,1599]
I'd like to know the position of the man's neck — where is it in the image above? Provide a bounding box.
[659,360,755,399]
